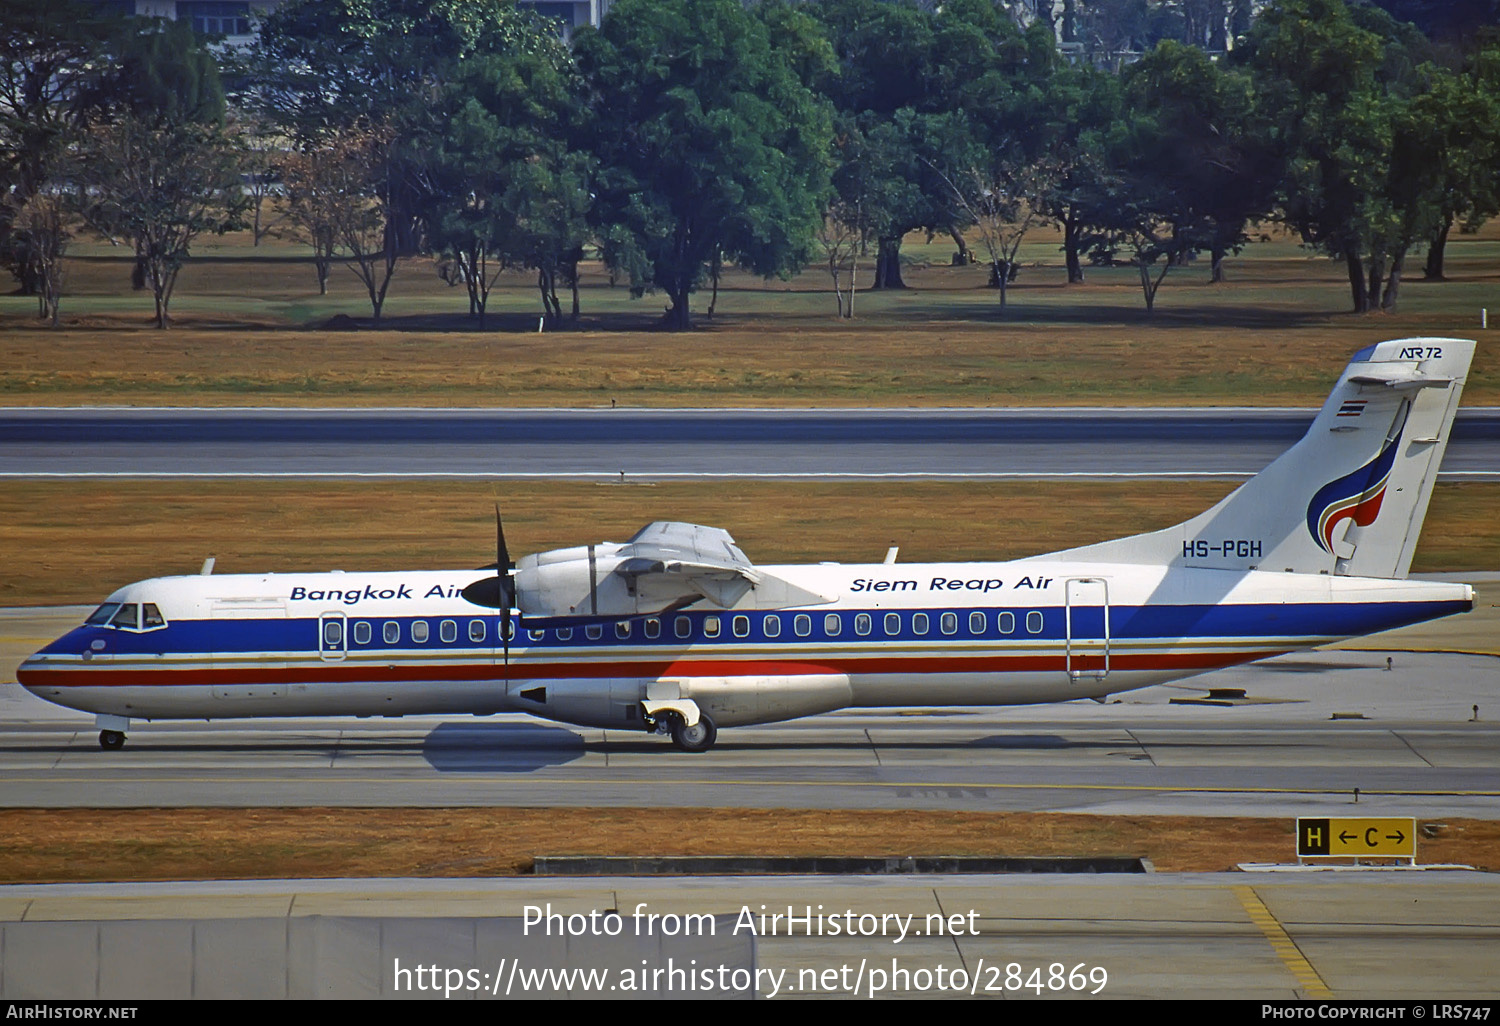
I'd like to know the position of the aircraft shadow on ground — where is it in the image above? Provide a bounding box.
[420,721,586,772]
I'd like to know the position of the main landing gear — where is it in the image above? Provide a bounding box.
[96,715,129,750]
[669,713,717,753]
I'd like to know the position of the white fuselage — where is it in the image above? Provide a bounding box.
[17,561,1472,731]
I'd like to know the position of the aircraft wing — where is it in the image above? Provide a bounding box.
[616,522,761,607]
[513,521,829,619]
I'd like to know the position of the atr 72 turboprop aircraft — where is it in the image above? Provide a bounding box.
[17,339,1477,752]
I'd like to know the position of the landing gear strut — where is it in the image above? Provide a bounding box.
[669,712,717,753]
[98,730,125,750]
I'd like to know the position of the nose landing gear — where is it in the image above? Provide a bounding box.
[99,730,126,750]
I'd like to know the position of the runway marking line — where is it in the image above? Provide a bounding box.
[1233,884,1334,999]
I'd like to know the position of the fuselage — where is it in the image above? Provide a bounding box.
[17,560,1472,730]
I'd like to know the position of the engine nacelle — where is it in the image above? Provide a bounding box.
[507,674,853,730]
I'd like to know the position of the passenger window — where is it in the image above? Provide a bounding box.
[763,614,781,638]
[732,615,749,638]
[999,612,1015,635]
[941,612,958,635]
[469,619,486,642]
[675,616,691,639]
[505,619,516,641]
[969,611,986,634]
[142,604,166,629]
[383,621,400,644]
[645,618,660,639]
[585,624,603,640]
[912,612,928,635]
[528,628,544,641]
[615,622,631,639]
[412,620,429,643]
[323,620,343,646]
[703,616,720,638]
[440,619,457,643]
[109,604,139,630]
[354,621,372,645]
[854,613,871,636]
[794,614,811,637]
[557,626,573,641]
[824,613,841,636]
[884,612,901,635]
[1026,611,1043,634]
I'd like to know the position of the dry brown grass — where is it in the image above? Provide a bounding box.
[3,228,1498,407]
[0,808,1492,881]
[5,479,1498,607]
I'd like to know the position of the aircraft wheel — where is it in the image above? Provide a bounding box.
[669,713,717,753]
[98,730,126,750]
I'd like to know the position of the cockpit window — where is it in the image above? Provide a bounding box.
[142,603,166,629]
[86,603,121,626]
[109,604,140,629]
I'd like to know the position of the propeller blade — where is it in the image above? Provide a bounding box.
[497,505,514,665]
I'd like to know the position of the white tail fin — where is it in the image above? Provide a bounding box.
[1041,338,1474,579]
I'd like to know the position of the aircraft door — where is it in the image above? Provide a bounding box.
[1064,577,1110,681]
[319,611,347,661]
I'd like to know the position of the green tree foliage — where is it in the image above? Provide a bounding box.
[429,32,591,326]
[576,0,833,329]
[1118,40,1273,287]
[247,0,560,257]
[1418,47,1500,279]
[1242,0,1445,312]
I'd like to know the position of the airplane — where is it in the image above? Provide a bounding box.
[16,338,1477,753]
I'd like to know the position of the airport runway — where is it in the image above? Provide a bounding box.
[3,407,1499,478]
[5,649,1497,817]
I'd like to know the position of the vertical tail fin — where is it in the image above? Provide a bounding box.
[1043,338,1474,579]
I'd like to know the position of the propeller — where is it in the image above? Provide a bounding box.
[496,505,515,664]
[459,506,517,664]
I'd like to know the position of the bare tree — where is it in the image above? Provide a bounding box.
[239,119,286,247]
[280,123,397,318]
[940,156,1059,312]
[8,188,69,325]
[817,203,864,319]
[77,115,246,329]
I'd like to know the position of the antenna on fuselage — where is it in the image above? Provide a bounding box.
[200,557,215,575]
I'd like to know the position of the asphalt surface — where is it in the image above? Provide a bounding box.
[5,646,1497,817]
[4,407,1498,478]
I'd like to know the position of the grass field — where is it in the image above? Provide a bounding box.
[1,808,1494,881]
[2,224,1496,407]
[3,479,1498,607]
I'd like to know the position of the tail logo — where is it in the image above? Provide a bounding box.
[1306,434,1401,553]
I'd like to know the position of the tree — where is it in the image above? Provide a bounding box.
[247,0,560,259]
[0,0,118,309]
[1242,0,1438,312]
[280,123,400,320]
[576,0,833,329]
[1418,49,1500,280]
[77,115,247,328]
[1121,40,1273,283]
[940,154,1059,310]
[427,32,591,327]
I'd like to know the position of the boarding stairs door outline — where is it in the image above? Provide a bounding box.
[1064,577,1110,681]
